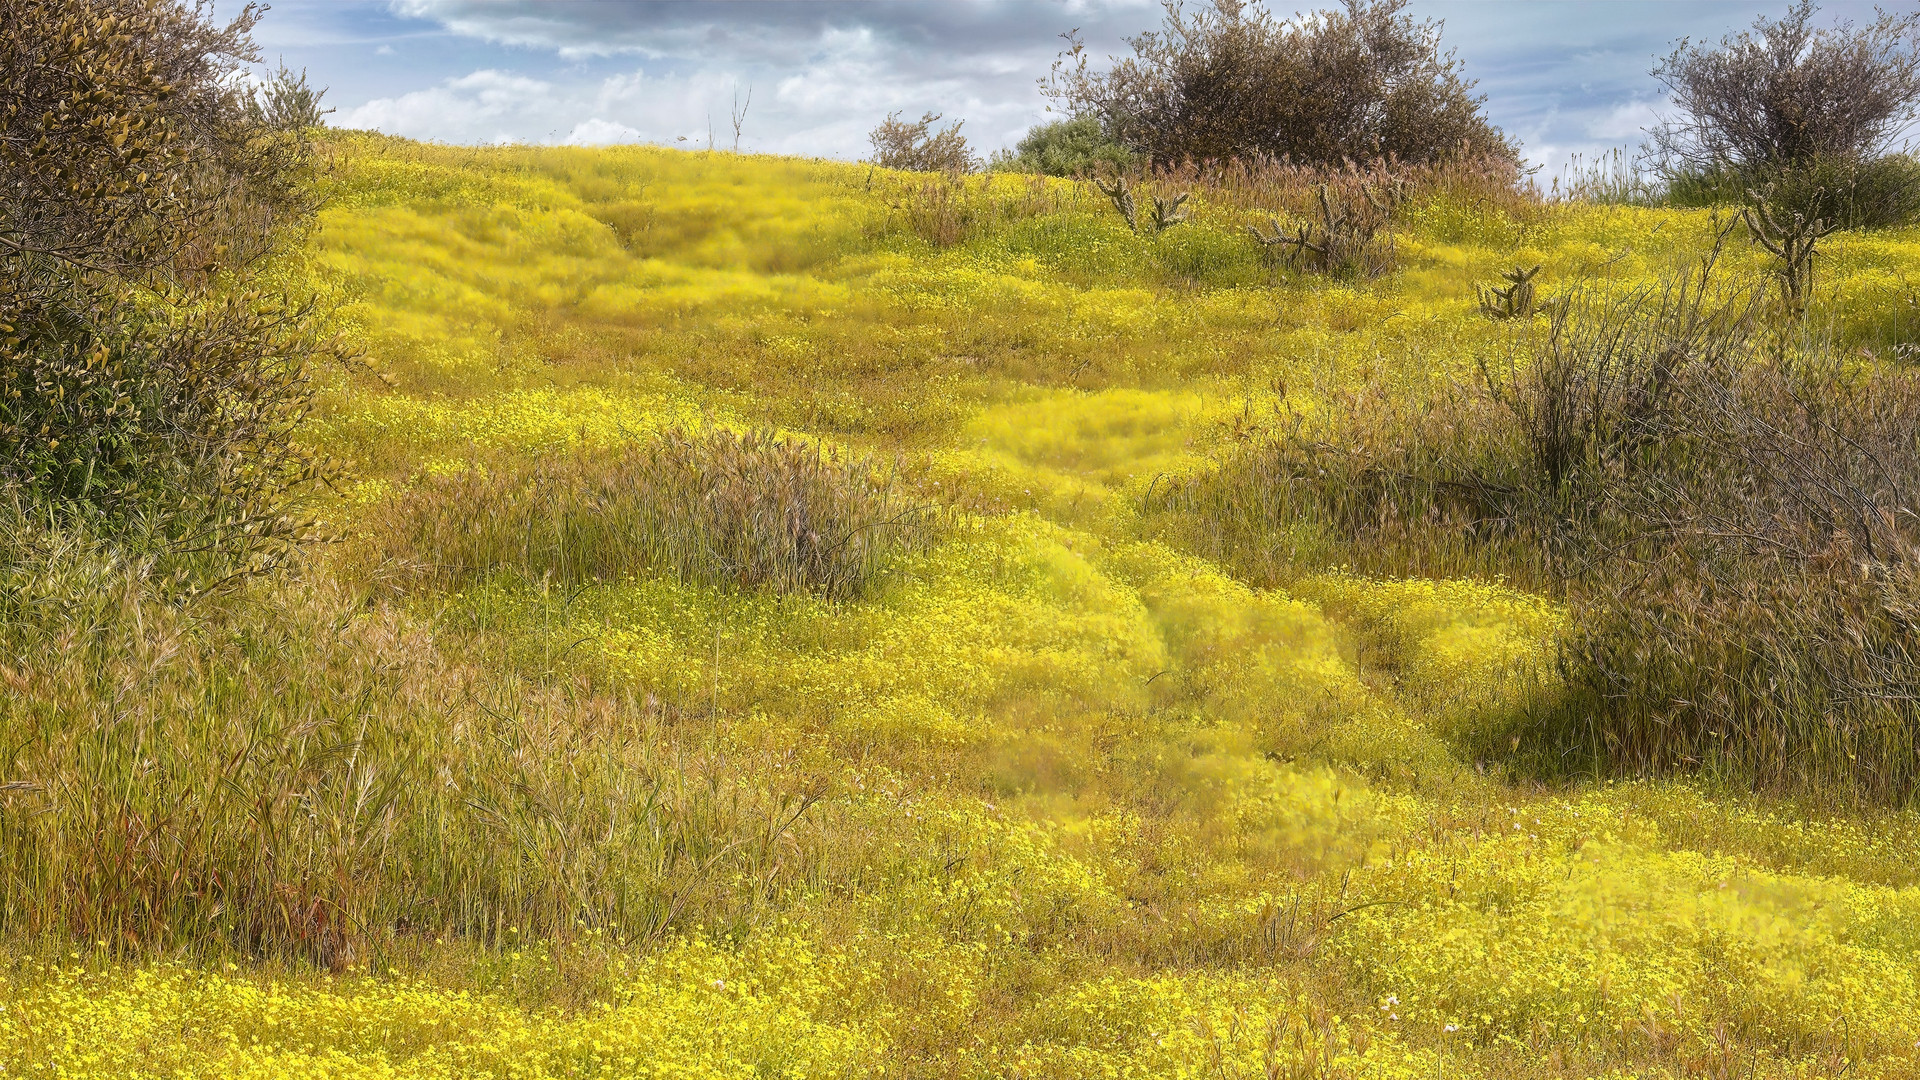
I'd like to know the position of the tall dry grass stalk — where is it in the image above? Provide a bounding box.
[873,169,1078,249]
[1158,153,1535,224]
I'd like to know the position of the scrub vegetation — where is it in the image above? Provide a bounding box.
[18,2,1920,1079]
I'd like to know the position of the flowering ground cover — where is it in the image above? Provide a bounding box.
[9,136,1920,1077]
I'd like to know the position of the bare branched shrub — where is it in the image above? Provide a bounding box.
[868,111,979,174]
[247,61,332,131]
[1741,184,1839,317]
[390,428,938,602]
[1479,231,1760,512]
[1046,0,1515,167]
[1649,1,1920,175]
[1649,1,1920,225]
[0,0,338,585]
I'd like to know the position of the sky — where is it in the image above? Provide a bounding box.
[247,0,1899,176]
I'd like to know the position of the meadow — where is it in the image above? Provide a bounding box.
[10,134,1920,1077]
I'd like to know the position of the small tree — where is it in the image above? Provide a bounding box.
[1044,0,1514,167]
[1647,1,1920,175]
[868,111,979,173]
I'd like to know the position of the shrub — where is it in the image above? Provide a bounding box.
[247,61,333,131]
[0,0,337,585]
[1045,0,1515,167]
[1649,2,1920,174]
[388,428,938,602]
[1546,349,1920,800]
[868,111,979,174]
[1647,2,1920,225]
[991,117,1136,176]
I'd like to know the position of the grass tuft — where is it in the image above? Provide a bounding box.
[386,427,938,601]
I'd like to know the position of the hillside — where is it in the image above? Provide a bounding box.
[9,135,1920,1078]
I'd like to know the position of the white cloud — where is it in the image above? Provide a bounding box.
[1588,100,1663,141]
[333,19,1049,159]
[337,70,565,143]
[564,118,643,146]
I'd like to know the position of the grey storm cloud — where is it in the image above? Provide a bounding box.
[276,1,1905,169]
[386,0,1155,74]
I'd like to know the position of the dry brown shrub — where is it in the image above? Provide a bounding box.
[868,111,978,174]
[1648,1,1920,175]
[1045,0,1515,168]
[0,0,340,584]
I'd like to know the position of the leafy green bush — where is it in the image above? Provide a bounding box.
[991,117,1135,177]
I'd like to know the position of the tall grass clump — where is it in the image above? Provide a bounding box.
[1551,148,1665,206]
[390,427,937,601]
[1549,344,1920,799]
[1665,154,1920,230]
[0,570,825,966]
[872,168,1078,249]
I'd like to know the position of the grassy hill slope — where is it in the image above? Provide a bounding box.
[9,136,1920,1078]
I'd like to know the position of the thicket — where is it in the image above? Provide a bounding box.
[1651,1,1920,227]
[0,0,339,588]
[1044,0,1514,167]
